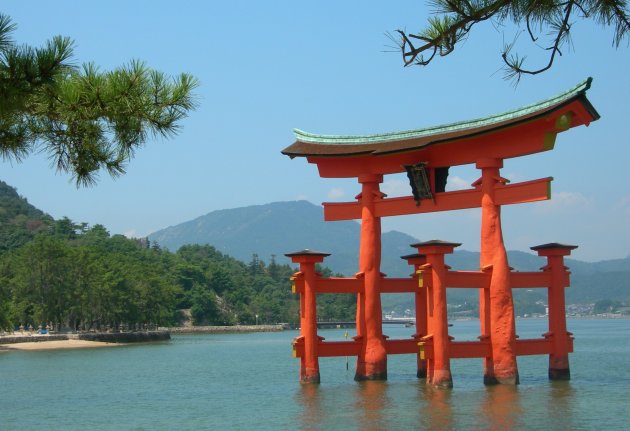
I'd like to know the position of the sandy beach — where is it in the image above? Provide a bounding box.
[0,339,119,352]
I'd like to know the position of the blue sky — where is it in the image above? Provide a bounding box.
[2,1,628,262]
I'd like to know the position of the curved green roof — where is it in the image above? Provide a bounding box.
[290,78,598,148]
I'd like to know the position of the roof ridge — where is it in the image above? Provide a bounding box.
[293,78,593,145]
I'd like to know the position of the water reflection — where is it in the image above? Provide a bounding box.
[418,384,454,431]
[477,385,524,430]
[295,384,324,431]
[545,381,577,430]
[295,381,392,430]
[295,377,577,430]
[353,381,391,431]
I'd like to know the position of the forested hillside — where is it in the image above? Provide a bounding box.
[0,180,53,252]
[0,183,355,330]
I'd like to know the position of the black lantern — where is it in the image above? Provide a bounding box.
[404,162,433,206]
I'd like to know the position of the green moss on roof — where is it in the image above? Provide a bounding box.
[294,78,595,145]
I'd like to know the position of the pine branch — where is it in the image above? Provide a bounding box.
[1,14,199,187]
[397,0,514,66]
[0,14,17,50]
[396,0,629,81]
[502,1,575,79]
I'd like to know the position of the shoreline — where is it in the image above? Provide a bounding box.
[0,339,120,352]
[0,330,171,352]
[0,326,285,352]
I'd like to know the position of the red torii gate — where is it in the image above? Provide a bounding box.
[282,79,599,387]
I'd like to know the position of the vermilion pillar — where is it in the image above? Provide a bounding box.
[286,249,330,384]
[413,240,459,388]
[531,243,577,380]
[402,253,428,378]
[476,158,519,385]
[355,174,387,381]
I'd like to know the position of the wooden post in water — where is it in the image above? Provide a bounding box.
[402,253,429,378]
[286,249,330,384]
[412,241,459,388]
[475,158,519,385]
[531,243,577,380]
[354,174,387,381]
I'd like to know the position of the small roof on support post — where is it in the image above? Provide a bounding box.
[410,240,462,248]
[285,249,331,257]
[531,243,578,257]
[285,249,331,264]
[530,243,578,251]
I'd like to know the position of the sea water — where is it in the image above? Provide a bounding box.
[1,319,629,430]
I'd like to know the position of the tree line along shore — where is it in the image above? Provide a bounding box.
[0,190,357,333]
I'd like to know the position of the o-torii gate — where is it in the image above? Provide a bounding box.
[282,79,599,387]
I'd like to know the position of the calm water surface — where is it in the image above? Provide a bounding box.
[1,319,629,430]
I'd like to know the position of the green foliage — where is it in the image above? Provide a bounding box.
[568,271,630,303]
[189,285,222,325]
[0,261,14,328]
[513,291,547,317]
[0,203,357,331]
[0,180,53,252]
[593,299,622,314]
[317,294,357,321]
[0,225,182,330]
[176,245,302,326]
[0,13,199,186]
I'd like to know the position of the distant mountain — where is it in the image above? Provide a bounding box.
[570,271,630,303]
[150,200,512,275]
[149,200,418,276]
[566,256,630,275]
[0,180,53,251]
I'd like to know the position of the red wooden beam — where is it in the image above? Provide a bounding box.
[324,177,552,221]
[295,271,563,295]
[445,271,490,288]
[385,339,419,354]
[293,337,571,359]
[450,341,492,358]
[315,277,363,293]
[515,339,554,356]
[510,272,553,288]
[380,278,417,293]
